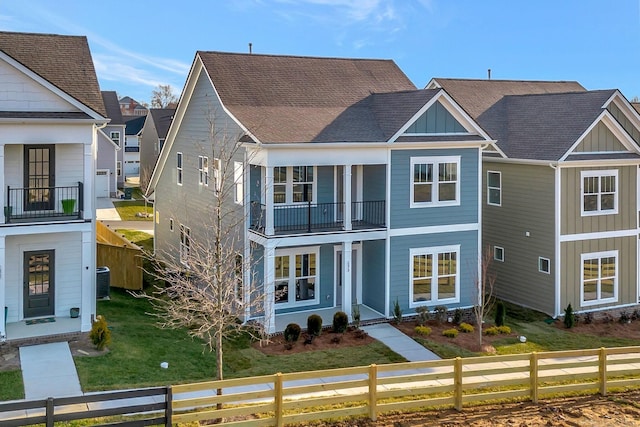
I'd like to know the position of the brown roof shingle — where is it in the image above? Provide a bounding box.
[0,31,106,117]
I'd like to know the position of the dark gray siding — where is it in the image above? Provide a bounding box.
[362,239,386,313]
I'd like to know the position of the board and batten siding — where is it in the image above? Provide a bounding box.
[573,122,628,153]
[560,166,637,236]
[154,69,246,262]
[482,161,556,315]
[560,236,637,311]
[608,102,640,144]
[389,148,479,229]
[361,239,386,314]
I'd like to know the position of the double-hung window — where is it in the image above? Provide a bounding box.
[581,170,617,216]
[176,152,183,185]
[581,250,617,306]
[179,224,190,264]
[487,171,501,206]
[410,245,460,306]
[274,247,319,307]
[234,161,244,204]
[272,166,315,204]
[198,156,209,186]
[110,131,121,147]
[212,158,221,195]
[410,156,460,207]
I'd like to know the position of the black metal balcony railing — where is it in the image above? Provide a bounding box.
[5,182,83,223]
[250,200,385,235]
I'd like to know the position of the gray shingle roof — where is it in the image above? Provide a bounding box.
[0,31,106,117]
[101,91,124,124]
[149,108,175,139]
[125,115,146,135]
[198,51,417,143]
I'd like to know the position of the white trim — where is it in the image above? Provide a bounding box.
[560,228,638,242]
[272,166,317,205]
[273,246,320,309]
[580,169,618,216]
[580,250,618,307]
[333,243,362,308]
[169,218,174,232]
[409,244,461,308]
[385,148,391,318]
[176,152,183,186]
[494,246,504,262]
[554,164,562,317]
[538,257,550,274]
[198,155,209,186]
[234,161,244,205]
[409,155,461,208]
[389,223,478,237]
[486,170,501,206]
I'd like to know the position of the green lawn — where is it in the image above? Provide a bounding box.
[116,229,153,252]
[112,200,153,221]
[0,370,23,401]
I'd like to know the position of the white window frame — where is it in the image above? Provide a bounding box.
[213,158,221,195]
[538,257,550,274]
[272,166,316,205]
[580,250,618,307]
[179,224,190,264]
[169,218,174,232]
[110,131,121,146]
[273,246,320,308]
[409,245,460,308]
[198,156,209,186]
[234,161,244,205]
[116,161,122,177]
[177,152,183,185]
[494,246,504,262]
[410,156,461,208]
[580,170,618,216]
[487,170,501,206]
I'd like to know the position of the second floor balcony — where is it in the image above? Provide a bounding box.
[5,183,83,223]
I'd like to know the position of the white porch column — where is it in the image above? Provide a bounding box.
[341,240,353,320]
[263,245,276,334]
[84,142,94,220]
[343,165,352,231]
[80,230,95,332]
[0,145,5,223]
[265,167,274,236]
[0,235,5,340]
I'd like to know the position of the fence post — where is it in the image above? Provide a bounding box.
[454,357,463,411]
[46,397,54,427]
[368,364,378,421]
[599,347,607,396]
[530,352,538,403]
[166,385,173,426]
[275,372,284,427]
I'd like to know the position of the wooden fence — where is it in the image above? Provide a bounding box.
[96,221,143,290]
[2,346,640,426]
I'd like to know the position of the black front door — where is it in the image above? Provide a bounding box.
[24,145,55,211]
[23,250,55,318]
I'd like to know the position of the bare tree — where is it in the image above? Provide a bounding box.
[150,84,179,108]
[473,247,497,349]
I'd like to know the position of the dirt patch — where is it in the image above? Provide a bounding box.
[254,327,375,355]
[555,317,640,340]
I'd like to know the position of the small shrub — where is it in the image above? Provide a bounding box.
[453,308,463,324]
[458,322,474,333]
[496,325,511,334]
[307,314,323,336]
[442,328,458,338]
[284,323,301,342]
[563,304,574,329]
[583,311,594,324]
[434,305,448,324]
[495,301,506,327]
[89,315,111,351]
[601,312,614,324]
[632,309,640,321]
[484,326,499,336]
[415,306,430,325]
[332,311,349,333]
[354,329,368,339]
[619,311,631,324]
[414,325,432,336]
[392,299,403,324]
[352,304,361,329]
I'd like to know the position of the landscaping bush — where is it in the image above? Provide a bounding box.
[453,308,463,324]
[307,314,323,336]
[497,325,511,334]
[352,304,361,329]
[619,311,631,324]
[564,304,574,329]
[392,299,402,324]
[583,311,594,324]
[332,311,349,333]
[458,322,474,333]
[415,306,430,325]
[414,325,432,336]
[442,328,458,338]
[284,323,301,342]
[484,326,499,336]
[89,315,111,351]
[495,301,506,327]
[434,305,448,324]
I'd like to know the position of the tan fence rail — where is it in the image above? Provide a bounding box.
[96,221,143,290]
[170,346,640,426]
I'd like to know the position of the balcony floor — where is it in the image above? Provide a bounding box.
[5,317,81,342]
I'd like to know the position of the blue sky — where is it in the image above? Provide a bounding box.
[2,0,640,104]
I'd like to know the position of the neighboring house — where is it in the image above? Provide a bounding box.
[139,108,174,192]
[98,91,124,196]
[123,115,146,180]
[430,78,640,317]
[119,96,147,117]
[0,31,108,340]
[148,52,492,333]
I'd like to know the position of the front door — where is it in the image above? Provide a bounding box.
[335,245,360,306]
[23,250,55,318]
[24,145,55,211]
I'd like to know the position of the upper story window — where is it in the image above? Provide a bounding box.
[179,224,191,264]
[410,156,460,208]
[487,171,501,206]
[198,156,209,186]
[110,131,121,146]
[581,250,617,306]
[176,152,183,185]
[581,170,617,216]
[273,166,315,204]
[234,161,244,205]
[538,257,550,274]
[410,245,460,307]
[213,158,221,195]
[494,246,504,262]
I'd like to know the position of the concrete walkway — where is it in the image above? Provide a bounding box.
[362,323,440,361]
[19,342,82,399]
[96,197,122,221]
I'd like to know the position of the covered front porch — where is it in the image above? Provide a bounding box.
[3,316,81,343]
[274,304,384,333]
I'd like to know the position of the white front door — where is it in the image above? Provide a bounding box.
[96,169,109,198]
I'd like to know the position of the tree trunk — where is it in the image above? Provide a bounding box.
[216,334,224,410]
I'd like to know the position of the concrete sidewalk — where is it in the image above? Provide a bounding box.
[96,197,122,221]
[19,342,82,399]
[362,323,440,361]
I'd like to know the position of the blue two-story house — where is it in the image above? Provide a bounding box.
[148,52,492,333]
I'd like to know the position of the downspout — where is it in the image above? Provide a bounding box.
[549,162,561,317]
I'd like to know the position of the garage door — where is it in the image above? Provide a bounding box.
[96,169,110,198]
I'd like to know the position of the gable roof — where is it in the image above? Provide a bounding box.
[125,115,146,135]
[101,91,124,125]
[428,78,586,120]
[478,90,619,160]
[148,108,175,139]
[198,51,417,143]
[0,31,106,116]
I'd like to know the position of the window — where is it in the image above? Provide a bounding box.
[410,245,460,306]
[213,158,221,194]
[169,218,174,232]
[581,170,617,216]
[494,246,504,262]
[198,156,209,186]
[110,131,121,146]
[272,166,315,204]
[538,257,550,274]
[274,247,319,307]
[234,161,243,204]
[235,254,243,302]
[116,161,122,177]
[179,224,190,264]
[176,152,183,185]
[581,251,617,306]
[487,171,501,206]
[410,156,460,207]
